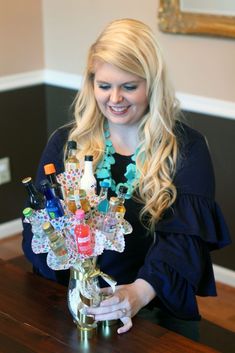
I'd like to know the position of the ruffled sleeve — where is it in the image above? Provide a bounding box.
[137,124,231,320]
[157,194,231,251]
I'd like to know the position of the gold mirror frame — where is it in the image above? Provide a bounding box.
[158,0,235,38]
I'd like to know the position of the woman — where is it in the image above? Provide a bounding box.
[22,18,231,340]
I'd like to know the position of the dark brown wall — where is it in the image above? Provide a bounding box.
[0,85,47,223]
[45,85,76,136]
[0,85,76,223]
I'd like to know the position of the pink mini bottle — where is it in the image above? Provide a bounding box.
[74,209,93,256]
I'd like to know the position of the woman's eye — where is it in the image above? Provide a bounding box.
[123,85,137,91]
[98,84,111,90]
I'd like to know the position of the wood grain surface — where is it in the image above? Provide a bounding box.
[0,259,221,353]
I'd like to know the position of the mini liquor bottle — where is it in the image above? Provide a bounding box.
[40,179,64,219]
[80,155,97,196]
[65,140,80,172]
[23,207,45,238]
[74,189,91,219]
[42,221,68,262]
[116,185,128,220]
[44,163,64,200]
[74,209,93,256]
[22,177,45,210]
[66,188,77,214]
[102,197,119,241]
[97,180,110,214]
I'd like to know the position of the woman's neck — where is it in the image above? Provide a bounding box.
[108,123,139,156]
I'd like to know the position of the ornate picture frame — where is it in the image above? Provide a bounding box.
[158,0,235,38]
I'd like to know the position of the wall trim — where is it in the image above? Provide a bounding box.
[213,264,235,288]
[0,218,22,240]
[43,69,83,90]
[177,92,235,120]
[0,70,235,119]
[0,70,44,92]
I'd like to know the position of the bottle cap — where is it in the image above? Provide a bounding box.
[84,155,93,161]
[42,221,54,233]
[23,207,33,217]
[100,180,110,188]
[75,209,85,220]
[68,140,77,149]
[44,163,56,175]
[109,196,119,206]
[22,177,32,185]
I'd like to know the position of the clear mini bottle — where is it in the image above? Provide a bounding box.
[102,197,119,241]
[42,221,68,263]
[116,185,128,220]
[97,180,110,214]
[22,207,45,238]
[65,140,80,172]
[80,155,97,196]
[74,209,93,256]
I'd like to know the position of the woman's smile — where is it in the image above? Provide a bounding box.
[108,105,131,115]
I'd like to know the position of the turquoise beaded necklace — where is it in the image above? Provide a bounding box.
[95,123,140,199]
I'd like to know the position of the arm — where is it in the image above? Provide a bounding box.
[137,127,230,319]
[87,127,230,332]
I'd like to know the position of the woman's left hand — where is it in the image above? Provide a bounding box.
[86,279,156,334]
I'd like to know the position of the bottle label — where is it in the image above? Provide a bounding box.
[103,220,117,233]
[50,237,68,260]
[76,235,91,243]
[47,206,64,219]
[78,244,93,256]
[80,179,97,195]
[76,236,92,255]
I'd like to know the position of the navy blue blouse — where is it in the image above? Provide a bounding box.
[22,121,231,321]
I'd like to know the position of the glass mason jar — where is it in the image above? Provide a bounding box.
[67,258,101,336]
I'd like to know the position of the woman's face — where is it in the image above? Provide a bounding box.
[93,62,148,126]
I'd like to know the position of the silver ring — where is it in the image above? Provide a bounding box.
[121,308,127,316]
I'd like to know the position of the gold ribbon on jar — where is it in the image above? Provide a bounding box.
[70,258,117,337]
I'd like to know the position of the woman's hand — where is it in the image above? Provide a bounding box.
[86,279,156,334]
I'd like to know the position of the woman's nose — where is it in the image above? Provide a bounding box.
[109,89,123,103]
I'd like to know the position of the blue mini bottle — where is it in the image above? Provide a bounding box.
[40,179,64,219]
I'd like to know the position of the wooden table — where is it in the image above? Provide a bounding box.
[0,259,220,353]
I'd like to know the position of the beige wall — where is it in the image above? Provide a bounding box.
[42,0,159,75]
[1,0,234,102]
[42,0,235,102]
[0,0,44,76]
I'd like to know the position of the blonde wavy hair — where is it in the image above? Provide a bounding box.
[69,18,180,231]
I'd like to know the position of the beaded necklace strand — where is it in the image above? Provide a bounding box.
[95,124,140,199]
